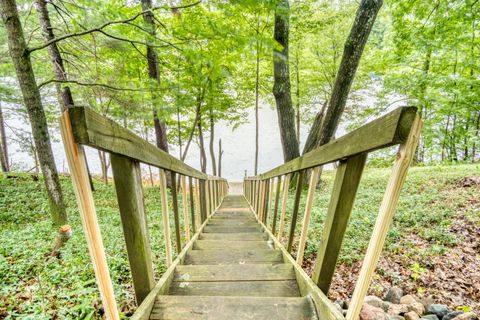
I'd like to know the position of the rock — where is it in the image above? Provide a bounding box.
[335,299,348,310]
[385,287,404,304]
[334,302,342,313]
[388,304,409,316]
[443,312,464,320]
[360,303,389,320]
[383,301,392,312]
[365,295,385,309]
[425,304,449,319]
[421,315,439,320]
[390,316,405,320]
[400,295,418,305]
[408,302,425,316]
[405,311,421,320]
[452,312,476,320]
[419,296,435,310]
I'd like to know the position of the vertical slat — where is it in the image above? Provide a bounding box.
[267,178,274,225]
[194,179,202,228]
[272,175,282,235]
[199,179,207,223]
[188,176,196,234]
[287,170,304,252]
[111,155,155,304]
[277,174,291,241]
[59,112,120,320]
[159,169,173,267]
[262,179,271,223]
[170,172,181,252]
[181,176,191,242]
[258,180,266,219]
[296,166,321,265]
[311,155,366,291]
[346,115,422,320]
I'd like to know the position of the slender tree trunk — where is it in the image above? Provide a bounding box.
[1,0,67,226]
[0,101,9,172]
[141,0,169,154]
[415,46,432,163]
[254,18,261,175]
[302,101,328,154]
[272,0,300,162]
[218,138,223,177]
[295,48,300,143]
[441,114,451,161]
[181,88,204,161]
[177,105,182,158]
[197,112,207,173]
[209,106,217,176]
[316,0,383,148]
[473,111,480,162]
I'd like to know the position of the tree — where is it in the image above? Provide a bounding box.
[0,0,67,226]
[272,0,300,162]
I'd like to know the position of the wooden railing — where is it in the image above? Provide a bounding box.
[243,106,422,320]
[60,106,228,320]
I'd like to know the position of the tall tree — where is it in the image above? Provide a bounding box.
[304,0,383,153]
[0,0,67,225]
[0,101,8,172]
[272,0,299,162]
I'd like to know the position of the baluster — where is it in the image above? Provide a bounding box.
[181,175,190,242]
[199,179,207,223]
[188,176,196,234]
[277,173,291,241]
[287,170,304,253]
[159,169,173,267]
[296,166,321,265]
[271,175,282,236]
[170,172,181,252]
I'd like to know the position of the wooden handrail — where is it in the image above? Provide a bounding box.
[259,106,417,179]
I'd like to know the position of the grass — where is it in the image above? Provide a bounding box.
[0,163,479,318]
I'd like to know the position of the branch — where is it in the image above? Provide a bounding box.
[38,79,155,92]
[27,1,201,53]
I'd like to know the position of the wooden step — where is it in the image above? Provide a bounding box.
[205,221,260,228]
[174,264,295,281]
[168,280,300,297]
[183,249,283,265]
[203,226,262,233]
[199,232,267,241]
[150,296,318,320]
[193,240,272,250]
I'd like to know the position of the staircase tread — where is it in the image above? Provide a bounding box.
[184,248,283,265]
[193,240,272,250]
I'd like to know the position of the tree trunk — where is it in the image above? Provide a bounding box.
[177,105,182,158]
[218,138,223,177]
[316,0,383,148]
[181,88,204,161]
[1,0,67,226]
[0,101,9,172]
[197,112,207,173]
[254,19,261,175]
[303,101,328,154]
[209,107,217,176]
[295,48,300,143]
[141,0,169,154]
[272,0,300,163]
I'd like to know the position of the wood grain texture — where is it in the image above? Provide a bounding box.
[60,112,119,320]
[170,172,182,253]
[272,175,282,235]
[287,170,304,252]
[159,169,173,267]
[346,115,422,320]
[278,174,291,241]
[311,154,367,292]
[68,107,207,179]
[184,249,283,265]
[111,154,155,304]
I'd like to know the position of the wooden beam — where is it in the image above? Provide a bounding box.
[278,174,291,241]
[311,154,367,292]
[260,107,417,179]
[159,169,172,267]
[287,171,304,252]
[296,166,321,265]
[68,107,206,180]
[346,115,422,320]
[60,111,120,320]
[181,176,191,242]
[111,154,155,305]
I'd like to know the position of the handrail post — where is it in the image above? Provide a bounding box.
[287,170,304,252]
[60,112,120,320]
[111,154,155,304]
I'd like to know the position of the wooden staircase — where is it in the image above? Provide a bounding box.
[150,195,319,319]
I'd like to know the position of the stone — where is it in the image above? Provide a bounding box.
[365,295,385,309]
[388,304,409,316]
[443,311,464,320]
[360,303,389,320]
[334,302,342,313]
[425,304,449,319]
[385,287,404,304]
[419,296,435,310]
[421,315,439,320]
[335,299,348,310]
[383,301,392,312]
[390,316,405,320]
[452,312,476,320]
[400,295,418,305]
[405,311,421,320]
[408,302,425,316]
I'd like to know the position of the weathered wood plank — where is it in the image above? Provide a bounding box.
[193,240,270,250]
[184,249,283,265]
[278,174,291,241]
[189,176,196,234]
[173,264,295,282]
[168,280,300,297]
[170,172,182,252]
[272,175,282,235]
[150,296,318,320]
[159,169,172,267]
[346,115,422,320]
[111,154,155,304]
[260,107,417,179]
[311,154,366,293]
[199,232,267,241]
[68,107,207,180]
[287,171,304,252]
[181,175,191,242]
[203,226,262,233]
